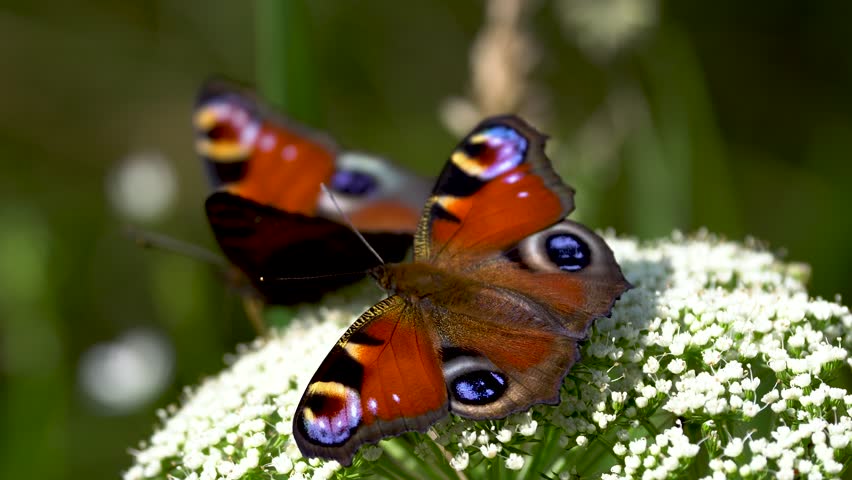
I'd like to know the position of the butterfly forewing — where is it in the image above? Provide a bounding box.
[195,79,337,216]
[415,115,575,262]
[293,297,448,465]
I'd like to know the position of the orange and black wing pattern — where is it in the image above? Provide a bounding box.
[193,80,428,304]
[415,115,575,262]
[293,297,448,465]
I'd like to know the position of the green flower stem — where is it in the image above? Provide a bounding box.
[254,0,320,126]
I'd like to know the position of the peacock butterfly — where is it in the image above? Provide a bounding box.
[193,80,430,304]
[292,115,631,465]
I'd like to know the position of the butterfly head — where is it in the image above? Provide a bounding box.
[368,262,444,298]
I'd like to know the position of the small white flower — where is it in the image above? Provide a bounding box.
[771,400,787,413]
[702,349,722,365]
[667,359,686,374]
[643,357,660,374]
[829,387,845,400]
[791,373,812,388]
[449,451,469,471]
[270,453,293,474]
[629,438,647,455]
[459,429,477,447]
[763,442,783,459]
[829,433,849,449]
[244,432,266,448]
[479,443,501,458]
[669,337,688,356]
[518,419,538,436]
[749,455,767,472]
[742,400,760,417]
[824,459,843,474]
[624,455,641,471]
[762,389,780,403]
[505,453,525,470]
[649,443,661,456]
[709,458,724,471]
[724,438,744,457]
[495,427,513,443]
[216,460,234,476]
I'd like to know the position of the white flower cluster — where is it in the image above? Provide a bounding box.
[123,300,373,480]
[125,232,852,479]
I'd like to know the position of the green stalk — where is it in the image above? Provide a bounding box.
[254,0,321,126]
[521,426,560,479]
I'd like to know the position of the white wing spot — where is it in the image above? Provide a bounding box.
[282,144,298,161]
[259,133,276,151]
[504,172,523,184]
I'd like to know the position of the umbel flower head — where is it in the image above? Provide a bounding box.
[125,231,852,480]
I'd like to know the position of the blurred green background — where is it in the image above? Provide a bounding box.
[1,1,851,479]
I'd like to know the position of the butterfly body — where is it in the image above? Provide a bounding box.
[194,80,430,303]
[293,116,630,465]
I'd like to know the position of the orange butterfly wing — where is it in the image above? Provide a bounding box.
[194,80,336,216]
[416,115,575,261]
[293,297,447,465]
[193,81,430,304]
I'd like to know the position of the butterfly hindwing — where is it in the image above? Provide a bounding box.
[205,192,413,304]
[314,152,429,234]
[488,219,632,335]
[431,221,628,419]
[433,289,582,419]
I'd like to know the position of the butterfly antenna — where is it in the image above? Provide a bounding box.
[125,226,229,268]
[128,226,268,336]
[320,183,385,265]
[260,271,368,282]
